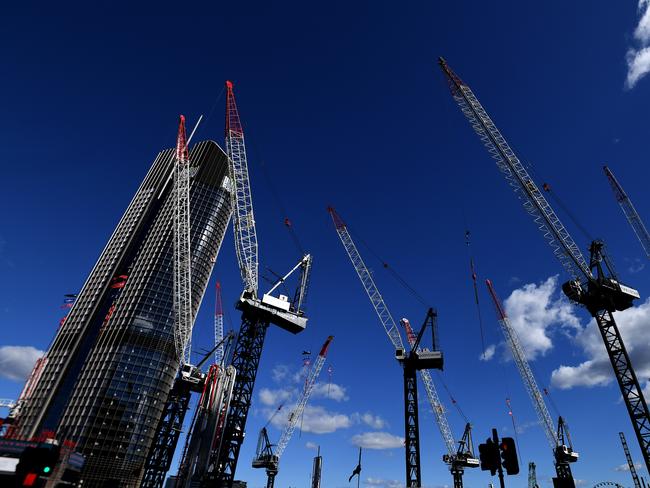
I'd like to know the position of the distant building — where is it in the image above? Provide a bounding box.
[9,141,232,487]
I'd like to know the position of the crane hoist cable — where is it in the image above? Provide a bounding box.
[434,371,469,424]
[465,230,488,358]
[343,220,431,308]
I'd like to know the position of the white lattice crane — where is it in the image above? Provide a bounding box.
[215,282,225,364]
[173,115,193,367]
[485,279,578,481]
[204,82,312,487]
[439,57,650,474]
[252,336,334,488]
[329,207,477,488]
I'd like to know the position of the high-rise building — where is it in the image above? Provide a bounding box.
[9,140,232,487]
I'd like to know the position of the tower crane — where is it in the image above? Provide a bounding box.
[486,279,578,485]
[201,81,312,488]
[252,335,334,488]
[439,57,650,474]
[401,318,478,488]
[329,207,474,488]
[603,166,650,259]
[528,462,539,488]
[619,432,642,488]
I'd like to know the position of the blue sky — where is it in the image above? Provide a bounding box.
[2,1,650,486]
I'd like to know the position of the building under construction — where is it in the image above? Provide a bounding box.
[7,140,232,487]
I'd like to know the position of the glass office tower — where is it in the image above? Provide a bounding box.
[11,140,232,487]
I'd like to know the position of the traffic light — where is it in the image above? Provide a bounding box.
[478,439,499,475]
[15,445,60,487]
[499,437,519,475]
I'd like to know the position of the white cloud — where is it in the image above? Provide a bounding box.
[311,382,348,402]
[479,344,496,361]
[552,298,650,391]
[503,276,581,360]
[270,404,352,434]
[271,364,290,382]
[352,412,387,429]
[365,478,404,488]
[615,461,645,472]
[351,432,404,450]
[305,441,319,450]
[259,387,293,407]
[626,1,650,89]
[0,346,44,382]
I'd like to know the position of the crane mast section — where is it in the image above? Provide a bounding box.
[604,166,650,259]
[402,320,455,456]
[174,115,194,366]
[328,209,404,352]
[620,431,642,488]
[226,81,259,294]
[276,336,333,459]
[486,280,557,450]
[439,60,590,280]
[215,282,225,364]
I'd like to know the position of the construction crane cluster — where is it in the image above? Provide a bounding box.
[152,67,650,488]
[6,53,650,488]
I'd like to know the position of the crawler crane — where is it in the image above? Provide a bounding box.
[201,82,313,487]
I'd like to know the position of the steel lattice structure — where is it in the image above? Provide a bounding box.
[439,57,650,473]
[276,336,333,459]
[174,115,194,366]
[402,320,455,457]
[439,59,589,281]
[226,81,258,294]
[215,282,225,364]
[328,208,405,353]
[604,166,650,259]
[528,462,539,488]
[620,432,642,488]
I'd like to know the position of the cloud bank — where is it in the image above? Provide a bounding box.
[0,346,44,381]
[626,0,650,88]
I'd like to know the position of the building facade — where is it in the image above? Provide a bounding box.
[10,140,232,487]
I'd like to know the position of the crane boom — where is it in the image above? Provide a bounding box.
[485,280,557,449]
[226,80,259,295]
[328,207,405,352]
[438,58,590,281]
[620,432,642,488]
[215,282,224,364]
[604,166,650,259]
[276,336,333,458]
[440,57,650,472]
[402,319,455,456]
[174,115,194,366]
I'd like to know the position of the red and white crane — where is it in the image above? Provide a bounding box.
[485,278,578,482]
[439,57,650,474]
[252,336,334,488]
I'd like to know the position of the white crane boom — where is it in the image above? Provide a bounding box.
[275,336,334,459]
[328,208,405,352]
[604,166,650,260]
[439,58,590,281]
[401,319,456,456]
[225,81,259,295]
[485,279,557,450]
[173,115,193,366]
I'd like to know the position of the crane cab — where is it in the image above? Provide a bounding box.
[555,445,579,463]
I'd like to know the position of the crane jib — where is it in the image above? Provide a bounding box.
[453,84,591,280]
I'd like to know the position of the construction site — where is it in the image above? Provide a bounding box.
[1,3,650,488]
